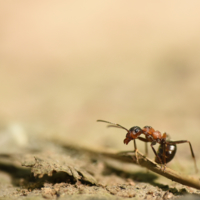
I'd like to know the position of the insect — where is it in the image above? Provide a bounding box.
[97,119,198,172]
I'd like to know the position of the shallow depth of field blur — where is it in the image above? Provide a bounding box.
[1,1,200,172]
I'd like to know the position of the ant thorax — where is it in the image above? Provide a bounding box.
[152,131,162,140]
[143,130,162,142]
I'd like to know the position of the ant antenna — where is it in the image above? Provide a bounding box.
[97,120,129,132]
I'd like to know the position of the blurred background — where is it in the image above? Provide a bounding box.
[0,1,200,170]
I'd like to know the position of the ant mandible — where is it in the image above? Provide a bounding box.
[97,119,198,173]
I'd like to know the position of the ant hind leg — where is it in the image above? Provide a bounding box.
[168,140,198,173]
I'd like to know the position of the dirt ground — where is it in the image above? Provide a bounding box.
[1,1,200,199]
[0,137,200,200]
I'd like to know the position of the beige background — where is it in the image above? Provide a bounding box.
[1,1,200,171]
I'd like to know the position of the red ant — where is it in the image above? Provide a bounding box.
[97,120,198,173]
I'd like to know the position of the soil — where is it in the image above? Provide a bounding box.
[0,137,199,200]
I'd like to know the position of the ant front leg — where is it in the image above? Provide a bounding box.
[168,140,198,173]
[133,139,139,163]
[131,137,147,164]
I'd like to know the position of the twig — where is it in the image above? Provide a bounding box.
[63,142,200,190]
[103,150,200,190]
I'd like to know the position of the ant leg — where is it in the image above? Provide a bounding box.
[137,137,150,172]
[145,141,149,173]
[132,137,149,164]
[137,137,149,157]
[150,142,164,171]
[133,139,139,163]
[168,140,198,173]
[163,143,167,171]
[145,142,148,157]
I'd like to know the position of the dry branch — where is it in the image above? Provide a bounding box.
[63,142,200,190]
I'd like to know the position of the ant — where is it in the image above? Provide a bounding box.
[97,119,198,173]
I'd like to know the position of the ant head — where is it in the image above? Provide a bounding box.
[124,126,142,145]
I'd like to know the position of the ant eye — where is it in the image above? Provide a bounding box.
[135,128,141,133]
[129,126,141,134]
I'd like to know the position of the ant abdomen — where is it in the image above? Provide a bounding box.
[155,143,177,164]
